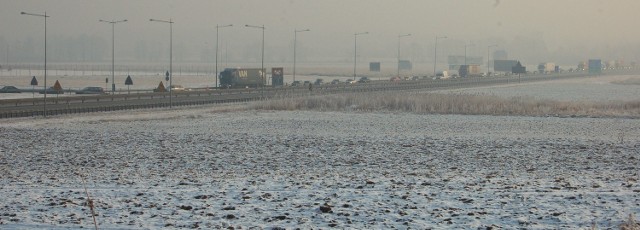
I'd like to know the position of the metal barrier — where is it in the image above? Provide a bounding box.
[0,71,622,119]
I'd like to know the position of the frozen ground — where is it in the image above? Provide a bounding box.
[436,75,640,102]
[0,75,639,229]
[1,107,639,229]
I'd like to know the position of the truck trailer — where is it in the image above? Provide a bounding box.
[219,68,266,88]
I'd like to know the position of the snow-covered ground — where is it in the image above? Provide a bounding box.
[435,75,640,102]
[0,75,639,229]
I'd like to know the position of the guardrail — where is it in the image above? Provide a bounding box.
[0,96,261,119]
[0,87,265,107]
[0,71,625,119]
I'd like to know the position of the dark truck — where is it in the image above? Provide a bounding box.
[219,68,266,88]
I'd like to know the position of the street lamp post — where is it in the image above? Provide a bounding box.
[150,18,174,108]
[245,24,265,98]
[353,32,368,80]
[434,36,447,77]
[99,19,127,94]
[464,43,475,65]
[293,29,310,83]
[487,44,498,77]
[21,11,49,117]
[397,33,411,77]
[216,24,232,88]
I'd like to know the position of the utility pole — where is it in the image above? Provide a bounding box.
[353,32,368,80]
[293,29,310,83]
[21,11,49,117]
[150,18,174,108]
[434,36,447,77]
[216,24,232,88]
[487,44,497,77]
[397,33,411,77]
[99,19,127,94]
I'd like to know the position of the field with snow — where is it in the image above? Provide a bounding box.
[436,75,640,102]
[0,75,639,229]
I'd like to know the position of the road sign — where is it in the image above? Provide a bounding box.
[53,80,62,91]
[271,68,283,86]
[125,75,133,85]
[125,75,133,94]
[369,62,380,72]
[155,81,166,92]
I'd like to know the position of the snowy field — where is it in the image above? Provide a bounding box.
[0,75,639,229]
[436,75,640,102]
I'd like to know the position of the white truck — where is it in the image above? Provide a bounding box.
[436,70,450,79]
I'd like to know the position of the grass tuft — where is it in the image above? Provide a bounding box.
[620,214,640,230]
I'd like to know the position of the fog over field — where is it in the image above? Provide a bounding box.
[2,1,640,229]
[2,0,640,69]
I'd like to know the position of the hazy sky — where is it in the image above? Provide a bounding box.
[2,0,640,66]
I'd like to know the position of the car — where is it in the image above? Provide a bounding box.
[169,85,185,92]
[291,81,301,87]
[0,86,21,93]
[76,86,106,94]
[345,79,356,84]
[303,81,311,86]
[330,79,341,84]
[39,87,64,94]
[357,77,371,83]
[314,79,324,85]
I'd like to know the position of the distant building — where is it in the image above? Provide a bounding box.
[398,60,412,70]
[494,60,518,72]
[448,55,483,71]
[493,50,508,60]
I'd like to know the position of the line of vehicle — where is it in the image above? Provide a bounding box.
[0,72,623,119]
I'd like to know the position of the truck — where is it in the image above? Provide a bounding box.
[458,65,481,77]
[435,70,450,79]
[219,68,266,88]
[538,63,556,74]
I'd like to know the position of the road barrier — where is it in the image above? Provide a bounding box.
[0,71,628,119]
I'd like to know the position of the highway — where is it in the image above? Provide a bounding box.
[0,71,630,119]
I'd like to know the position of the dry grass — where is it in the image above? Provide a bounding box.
[250,92,640,118]
[80,175,98,230]
[611,78,640,86]
[620,214,640,230]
